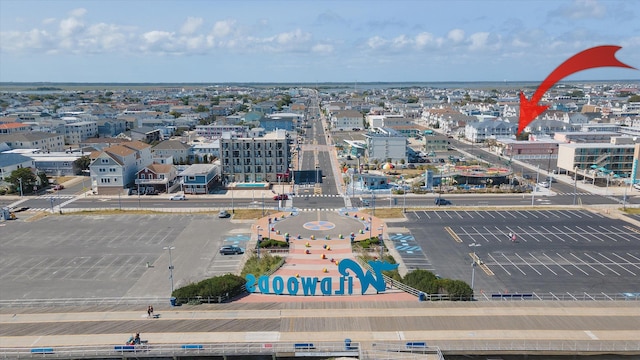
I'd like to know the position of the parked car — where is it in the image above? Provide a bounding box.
[218,210,231,218]
[219,245,244,255]
[634,183,640,190]
[273,194,289,200]
[169,194,186,200]
[538,182,550,188]
[53,184,64,190]
[434,198,451,206]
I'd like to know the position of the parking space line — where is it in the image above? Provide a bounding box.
[484,211,496,219]
[515,225,536,242]
[557,211,572,218]
[556,252,588,275]
[566,210,582,219]
[501,253,526,275]
[569,253,605,276]
[413,211,421,219]
[505,211,518,219]
[488,253,510,276]
[433,211,442,219]
[488,226,507,242]
[578,210,594,218]
[564,226,592,242]
[585,226,616,242]
[535,211,550,219]
[495,212,507,219]
[529,253,557,275]
[454,211,464,219]
[525,210,539,219]
[548,211,562,218]
[598,253,636,276]
[611,252,640,271]
[581,253,620,276]
[513,210,527,219]
[540,226,566,242]
[543,253,572,275]
[550,225,574,242]
[515,253,542,275]
[464,210,474,218]
[623,225,640,235]
[529,226,553,242]
[627,252,640,264]
[474,210,485,219]
[444,211,454,219]
[610,226,640,241]
[472,226,492,243]
[459,227,477,243]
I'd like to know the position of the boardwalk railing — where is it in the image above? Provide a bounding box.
[0,341,362,359]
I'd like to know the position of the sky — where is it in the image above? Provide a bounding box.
[0,0,639,83]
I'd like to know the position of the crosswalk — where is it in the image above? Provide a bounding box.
[297,208,341,212]
[291,194,341,198]
[37,195,76,199]
[554,192,594,196]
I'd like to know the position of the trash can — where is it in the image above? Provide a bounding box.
[170,297,177,306]
[418,292,427,302]
[344,338,352,350]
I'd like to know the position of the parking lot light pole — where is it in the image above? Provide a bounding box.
[378,226,384,260]
[256,226,262,260]
[163,246,176,294]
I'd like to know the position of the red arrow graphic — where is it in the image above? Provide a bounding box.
[518,45,636,134]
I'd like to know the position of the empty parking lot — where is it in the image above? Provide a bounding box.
[393,209,640,297]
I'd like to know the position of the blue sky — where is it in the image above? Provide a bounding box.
[0,0,638,83]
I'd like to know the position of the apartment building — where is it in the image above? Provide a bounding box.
[195,125,248,139]
[0,132,66,152]
[220,129,291,183]
[64,121,98,145]
[364,128,407,163]
[557,142,635,176]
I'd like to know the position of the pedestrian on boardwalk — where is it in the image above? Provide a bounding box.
[147,306,152,318]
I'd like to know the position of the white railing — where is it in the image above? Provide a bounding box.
[0,341,362,359]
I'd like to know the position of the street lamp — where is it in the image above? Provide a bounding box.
[163,246,176,294]
[402,175,407,213]
[256,226,262,260]
[369,217,373,240]
[573,166,578,206]
[377,226,384,260]
[547,148,553,174]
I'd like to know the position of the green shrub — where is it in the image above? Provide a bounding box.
[402,269,473,300]
[241,253,284,278]
[259,238,289,248]
[171,273,246,301]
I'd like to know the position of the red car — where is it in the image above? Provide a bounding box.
[273,194,288,200]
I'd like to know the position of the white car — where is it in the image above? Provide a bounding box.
[169,194,186,200]
[538,181,550,188]
[633,183,640,190]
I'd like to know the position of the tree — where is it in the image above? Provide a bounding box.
[37,172,49,190]
[7,168,37,195]
[629,95,640,103]
[195,105,209,113]
[74,155,91,175]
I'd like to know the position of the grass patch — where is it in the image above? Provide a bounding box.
[54,176,75,184]
[231,209,278,220]
[360,208,405,218]
[622,208,640,214]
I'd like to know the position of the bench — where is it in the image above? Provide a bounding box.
[30,348,54,354]
[114,345,136,352]
[294,343,315,350]
[406,341,427,349]
[181,344,203,350]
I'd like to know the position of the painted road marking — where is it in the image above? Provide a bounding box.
[445,226,462,243]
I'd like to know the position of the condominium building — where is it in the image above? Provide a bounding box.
[64,121,98,145]
[220,129,291,183]
[557,142,635,175]
[364,128,407,163]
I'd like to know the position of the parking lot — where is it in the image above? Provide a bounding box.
[0,214,250,300]
[392,209,640,296]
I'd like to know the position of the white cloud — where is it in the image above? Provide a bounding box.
[367,36,386,49]
[180,17,203,35]
[59,15,84,38]
[276,29,311,45]
[212,19,235,38]
[69,8,87,18]
[447,29,465,43]
[555,0,606,19]
[468,32,490,51]
[415,32,435,49]
[312,43,333,54]
[143,30,173,44]
[43,18,56,25]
